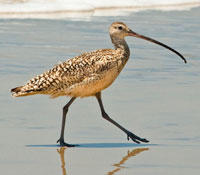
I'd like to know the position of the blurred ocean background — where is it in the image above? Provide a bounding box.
[0,0,200,175]
[0,0,200,19]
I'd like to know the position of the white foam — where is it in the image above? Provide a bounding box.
[0,0,200,19]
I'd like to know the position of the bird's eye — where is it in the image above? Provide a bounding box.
[118,26,123,30]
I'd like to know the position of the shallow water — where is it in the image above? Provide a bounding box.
[0,6,200,175]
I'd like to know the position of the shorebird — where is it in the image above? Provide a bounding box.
[11,22,187,147]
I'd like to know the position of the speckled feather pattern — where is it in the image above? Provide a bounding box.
[11,22,132,98]
[12,48,129,98]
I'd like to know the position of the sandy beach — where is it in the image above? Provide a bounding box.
[0,4,200,175]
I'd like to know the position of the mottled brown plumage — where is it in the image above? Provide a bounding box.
[11,23,131,98]
[11,22,186,146]
[11,48,128,98]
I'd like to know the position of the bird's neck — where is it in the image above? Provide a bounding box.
[111,36,130,59]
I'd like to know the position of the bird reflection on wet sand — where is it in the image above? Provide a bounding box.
[57,148,67,175]
[57,147,149,175]
[108,148,149,175]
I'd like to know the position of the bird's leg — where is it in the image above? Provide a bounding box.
[57,97,77,147]
[95,92,149,144]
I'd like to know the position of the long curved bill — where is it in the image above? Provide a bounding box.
[128,29,187,63]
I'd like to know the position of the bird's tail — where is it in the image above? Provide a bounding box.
[11,67,60,98]
[11,85,38,97]
[10,70,54,97]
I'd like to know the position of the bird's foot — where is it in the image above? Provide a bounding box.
[127,131,149,144]
[57,138,79,147]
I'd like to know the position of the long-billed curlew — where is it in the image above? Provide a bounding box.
[11,22,187,146]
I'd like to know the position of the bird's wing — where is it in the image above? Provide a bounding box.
[17,49,119,96]
[54,48,119,84]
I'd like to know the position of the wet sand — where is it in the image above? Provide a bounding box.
[0,7,200,175]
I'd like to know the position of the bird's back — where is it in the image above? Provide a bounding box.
[11,48,127,98]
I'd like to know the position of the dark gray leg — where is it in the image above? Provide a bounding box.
[95,92,149,144]
[57,97,77,147]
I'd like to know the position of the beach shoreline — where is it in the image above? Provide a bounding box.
[0,5,200,175]
[0,1,200,19]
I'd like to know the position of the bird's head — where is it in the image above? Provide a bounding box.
[109,22,130,39]
[109,22,187,64]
